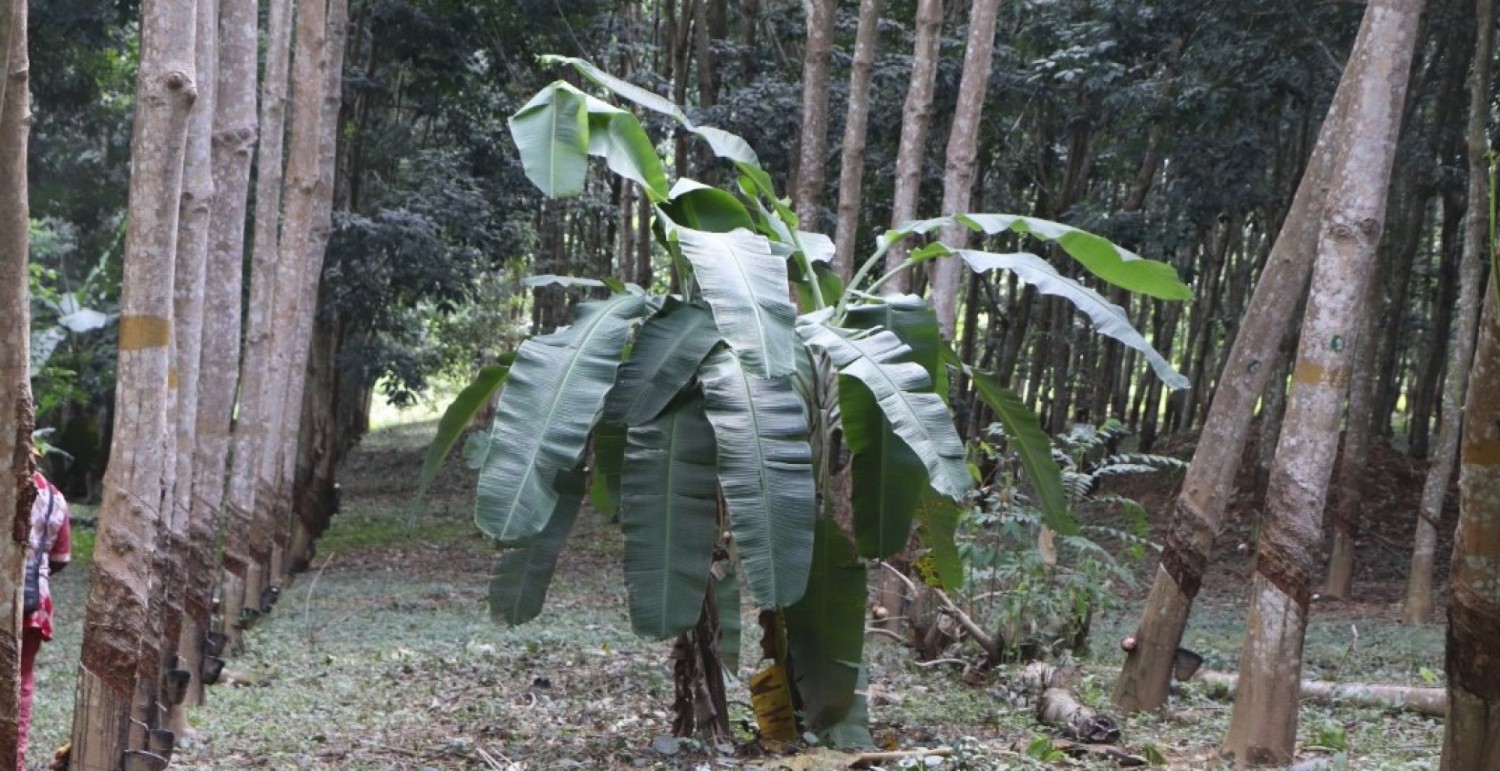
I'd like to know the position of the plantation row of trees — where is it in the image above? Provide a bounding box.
[0,0,1497,768]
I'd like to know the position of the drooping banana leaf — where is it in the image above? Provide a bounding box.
[581,94,670,201]
[959,249,1189,389]
[913,486,963,591]
[839,376,925,558]
[969,370,1076,535]
[699,348,815,608]
[843,295,941,383]
[602,300,720,425]
[488,469,585,625]
[784,516,867,735]
[620,394,721,639]
[415,359,511,509]
[507,82,590,198]
[588,422,626,516]
[666,224,797,379]
[660,179,755,233]
[885,213,1193,301]
[798,325,970,500]
[821,665,874,748]
[476,293,647,543]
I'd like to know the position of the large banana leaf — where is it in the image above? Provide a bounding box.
[913,486,963,591]
[488,469,585,625]
[843,295,941,383]
[603,300,721,425]
[959,249,1189,389]
[621,394,721,639]
[840,376,925,558]
[581,94,670,201]
[415,359,511,509]
[968,370,1075,535]
[507,83,589,198]
[822,666,874,748]
[716,556,742,673]
[476,293,647,543]
[660,179,755,233]
[784,516,867,734]
[886,213,1193,301]
[699,348,815,608]
[798,325,970,499]
[667,224,797,379]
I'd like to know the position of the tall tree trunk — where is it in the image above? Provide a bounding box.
[0,0,35,765]
[221,0,291,651]
[158,0,218,734]
[1407,0,1492,625]
[1222,2,1421,764]
[1112,27,1361,715]
[831,0,882,281]
[932,0,1001,339]
[792,0,835,231]
[1442,278,1500,768]
[883,0,943,294]
[1323,255,1385,600]
[70,0,197,762]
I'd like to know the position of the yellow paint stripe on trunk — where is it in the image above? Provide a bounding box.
[118,315,172,350]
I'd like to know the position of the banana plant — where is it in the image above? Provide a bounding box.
[428,57,1192,746]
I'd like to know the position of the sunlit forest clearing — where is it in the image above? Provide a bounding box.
[3,0,1499,768]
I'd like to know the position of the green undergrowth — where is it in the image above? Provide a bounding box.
[22,419,1448,769]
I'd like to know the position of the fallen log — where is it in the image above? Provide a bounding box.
[1194,671,1446,717]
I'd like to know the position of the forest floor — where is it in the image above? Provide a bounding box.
[26,420,1449,770]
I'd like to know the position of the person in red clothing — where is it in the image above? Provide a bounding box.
[20,470,71,771]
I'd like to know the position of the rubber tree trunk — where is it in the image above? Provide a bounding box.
[831,0,882,282]
[0,0,36,765]
[158,0,217,734]
[221,0,290,652]
[792,0,835,231]
[267,0,346,586]
[1222,2,1421,764]
[1112,27,1360,715]
[70,0,196,762]
[882,0,943,294]
[931,0,1001,339]
[180,0,254,708]
[1442,280,1500,768]
[1405,0,1491,625]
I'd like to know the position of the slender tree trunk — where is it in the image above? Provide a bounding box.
[883,0,943,294]
[222,0,291,650]
[0,0,36,765]
[1112,28,1361,714]
[1323,256,1384,600]
[1223,3,1421,764]
[932,0,1001,339]
[157,0,217,734]
[70,0,197,762]
[792,0,835,231]
[1407,0,1492,625]
[831,0,882,281]
[1442,278,1500,768]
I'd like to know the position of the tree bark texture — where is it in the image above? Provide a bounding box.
[882,0,943,294]
[221,0,290,651]
[70,0,197,762]
[181,0,256,707]
[1111,26,1360,716]
[931,0,1001,340]
[831,0,882,281]
[158,0,218,733]
[1442,280,1500,769]
[0,0,35,765]
[266,0,346,587]
[791,0,835,232]
[1406,0,1491,625]
[1223,2,1421,764]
